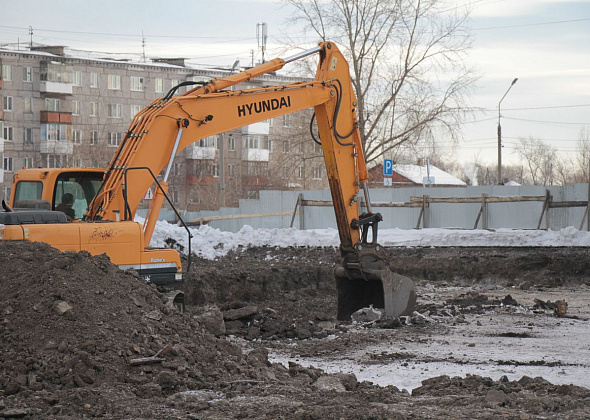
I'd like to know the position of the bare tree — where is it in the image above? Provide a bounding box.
[282,0,476,164]
[573,128,590,184]
[515,136,559,185]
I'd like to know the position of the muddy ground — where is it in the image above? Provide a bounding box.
[2,242,590,419]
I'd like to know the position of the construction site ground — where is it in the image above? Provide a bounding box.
[2,241,590,419]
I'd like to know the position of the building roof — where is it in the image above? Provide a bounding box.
[393,164,466,186]
[0,45,307,84]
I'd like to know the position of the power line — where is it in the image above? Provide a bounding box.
[0,25,253,40]
[504,104,590,111]
[473,104,590,112]
[473,17,590,31]
[504,116,590,126]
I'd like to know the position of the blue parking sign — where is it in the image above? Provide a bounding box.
[384,159,393,176]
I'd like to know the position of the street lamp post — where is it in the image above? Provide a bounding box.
[497,77,518,185]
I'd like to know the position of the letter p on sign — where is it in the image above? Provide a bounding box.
[384,159,393,176]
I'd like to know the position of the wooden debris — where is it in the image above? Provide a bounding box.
[129,345,170,366]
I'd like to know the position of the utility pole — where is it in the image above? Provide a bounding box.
[256,22,267,63]
[219,134,225,208]
[497,78,518,185]
[141,30,146,63]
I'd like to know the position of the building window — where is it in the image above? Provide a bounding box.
[298,166,305,178]
[2,65,12,81]
[24,97,33,113]
[130,104,141,118]
[23,66,33,82]
[155,78,164,93]
[90,72,99,88]
[228,136,235,151]
[108,103,122,118]
[73,129,82,144]
[3,96,13,111]
[42,123,71,141]
[130,76,145,91]
[228,164,235,177]
[108,74,121,90]
[243,135,269,150]
[299,141,305,153]
[46,155,64,168]
[108,132,123,147]
[3,157,13,172]
[197,135,218,148]
[3,126,13,141]
[71,100,80,115]
[283,139,290,153]
[22,157,34,169]
[314,141,322,154]
[72,70,82,86]
[313,167,322,179]
[282,114,290,127]
[91,131,99,145]
[24,128,33,145]
[90,102,99,117]
[45,98,61,112]
[283,166,291,179]
[171,79,180,94]
[2,187,11,201]
[299,115,306,128]
[42,63,72,83]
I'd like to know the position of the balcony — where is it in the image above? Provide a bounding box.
[40,111,72,124]
[40,81,73,95]
[0,137,4,153]
[187,145,216,160]
[40,61,74,95]
[242,148,269,162]
[242,121,270,135]
[40,139,74,154]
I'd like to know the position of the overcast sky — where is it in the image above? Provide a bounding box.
[1,0,589,167]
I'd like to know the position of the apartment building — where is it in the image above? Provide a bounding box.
[0,45,328,211]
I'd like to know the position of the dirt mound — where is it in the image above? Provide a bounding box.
[0,241,290,417]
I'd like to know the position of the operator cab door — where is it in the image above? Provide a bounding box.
[52,172,103,220]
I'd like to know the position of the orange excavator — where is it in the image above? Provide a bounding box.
[1,42,415,320]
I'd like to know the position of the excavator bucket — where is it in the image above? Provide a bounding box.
[335,266,417,321]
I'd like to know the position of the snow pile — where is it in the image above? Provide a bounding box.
[145,218,590,260]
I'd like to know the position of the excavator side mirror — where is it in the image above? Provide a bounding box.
[2,200,13,212]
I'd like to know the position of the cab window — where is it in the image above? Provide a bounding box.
[13,181,44,205]
[53,172,103,220]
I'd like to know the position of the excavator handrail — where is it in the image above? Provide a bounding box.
[123,166,193,275]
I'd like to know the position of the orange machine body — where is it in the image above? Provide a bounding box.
[3,42,374,288]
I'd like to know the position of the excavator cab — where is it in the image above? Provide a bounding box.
[10,168,104,218]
